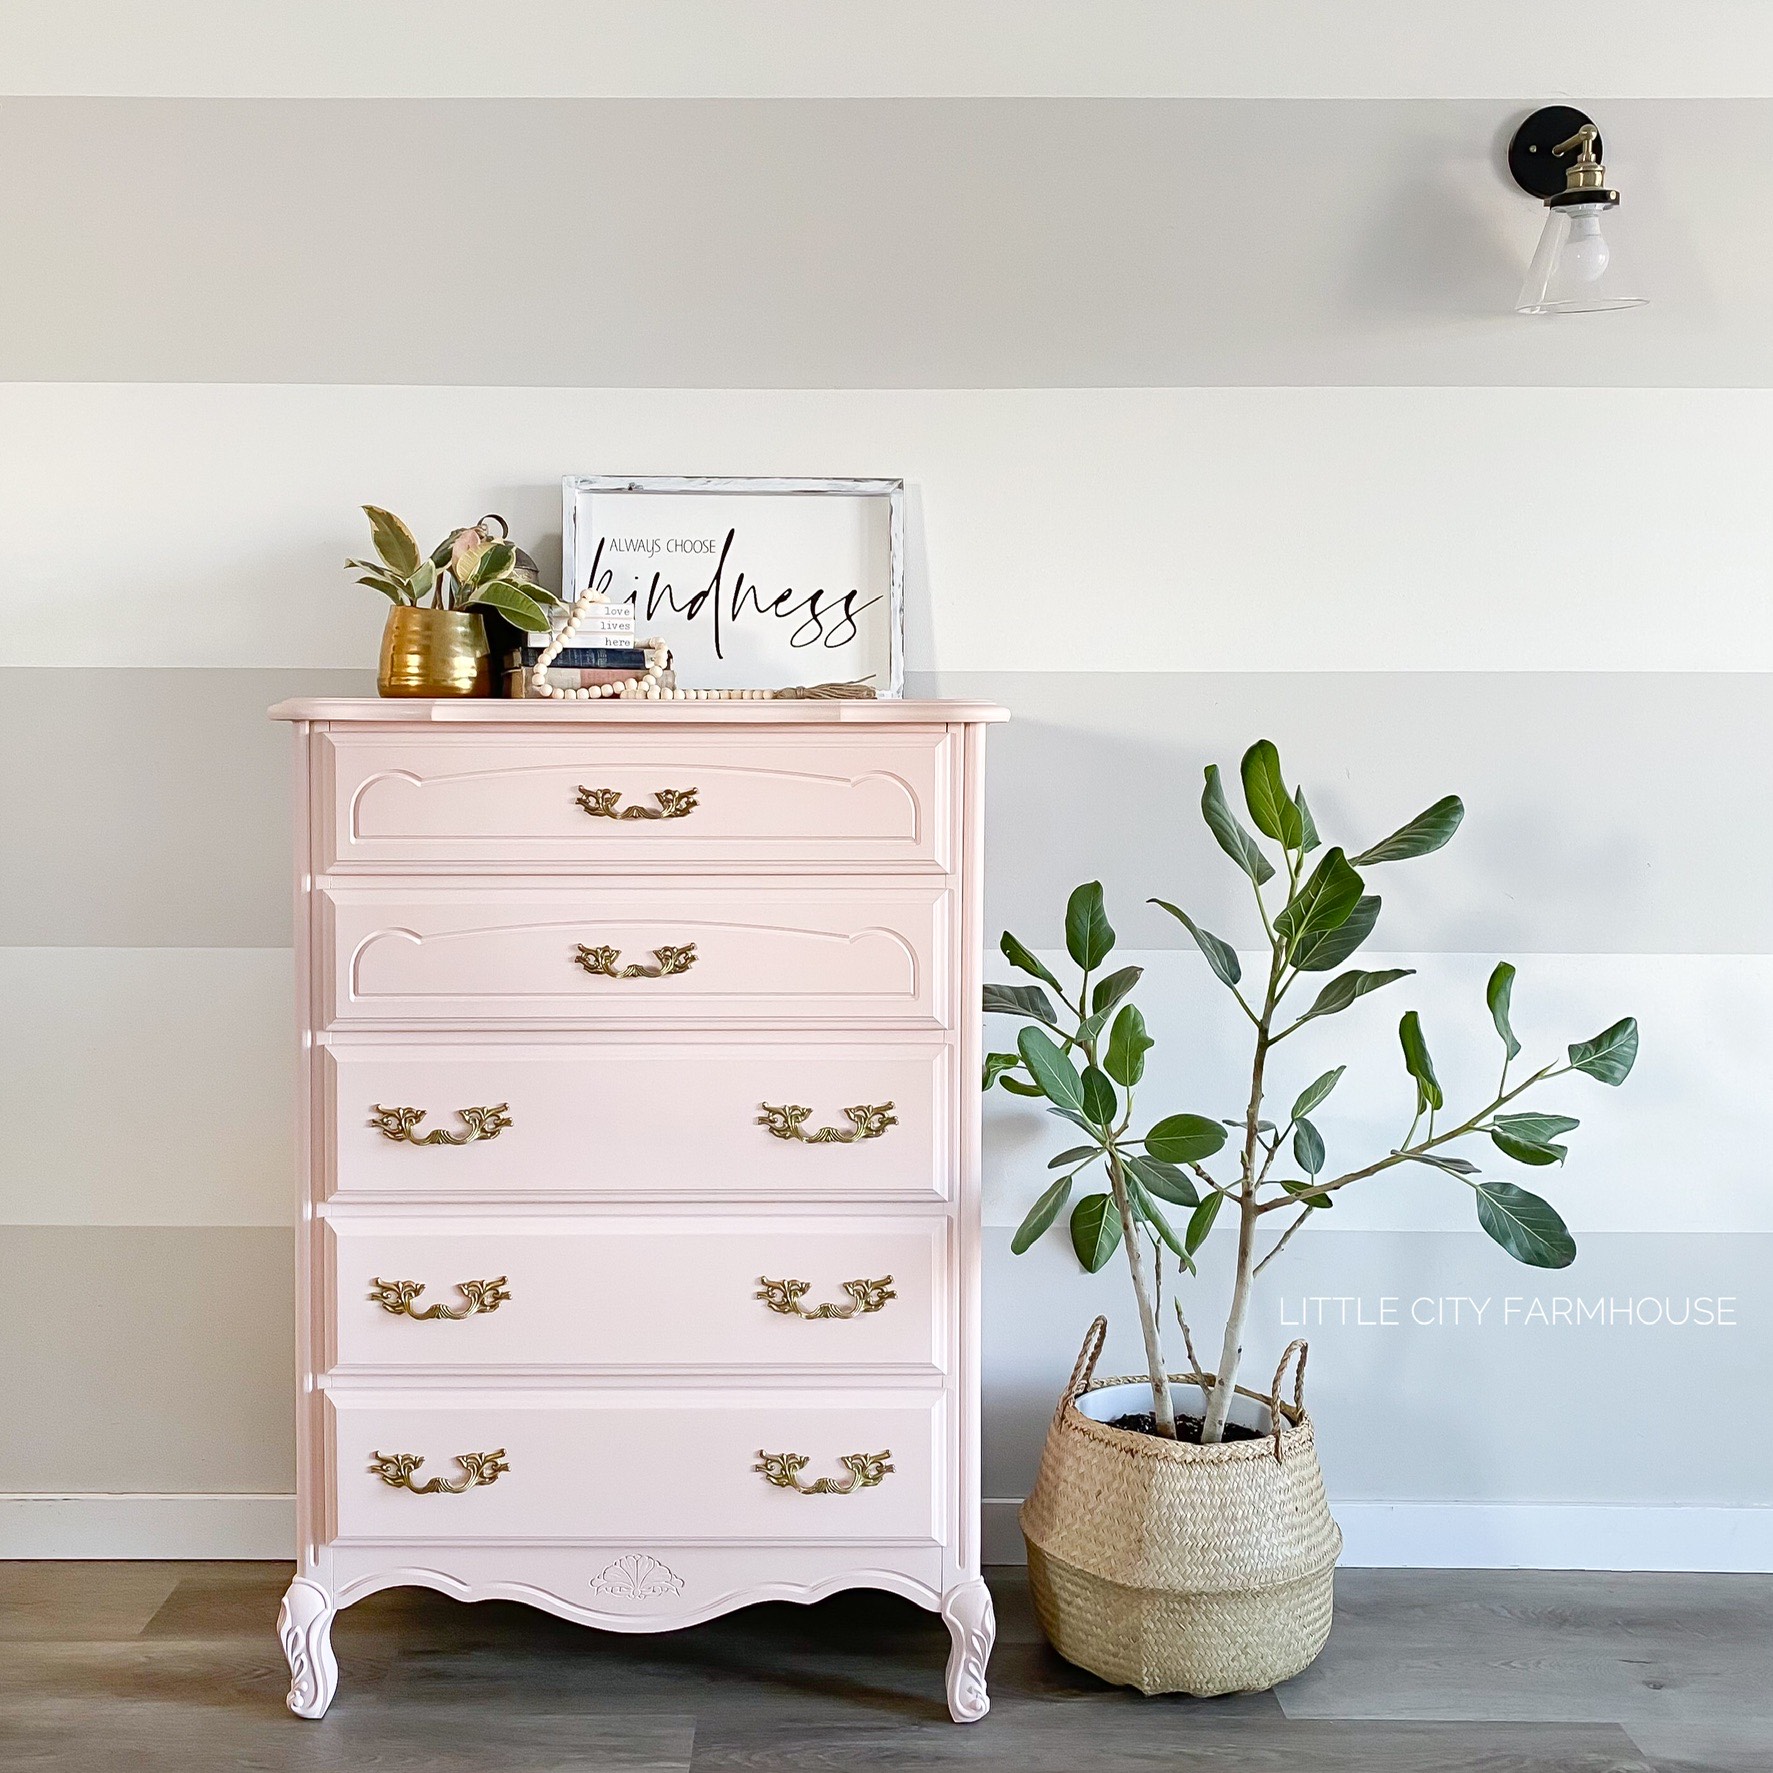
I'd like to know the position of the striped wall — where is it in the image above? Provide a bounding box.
[4,6,1771,1566]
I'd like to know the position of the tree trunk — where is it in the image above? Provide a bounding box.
[1201,1190,1257,1442]
[1108,1154,1176,1437]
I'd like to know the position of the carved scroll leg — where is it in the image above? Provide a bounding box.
[940,1577,994,1723]
[278,1576,339,1719]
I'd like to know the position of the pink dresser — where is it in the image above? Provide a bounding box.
[268,697,1006,1722]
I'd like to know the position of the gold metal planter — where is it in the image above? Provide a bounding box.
[377,607,491,697]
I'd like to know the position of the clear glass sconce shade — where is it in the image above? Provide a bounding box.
[1516,202,1648,314]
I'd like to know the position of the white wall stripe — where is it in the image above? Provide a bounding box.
[1,3,1767,99]
[8,386,1773,670]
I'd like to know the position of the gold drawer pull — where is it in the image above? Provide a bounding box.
[755,1450,893,1495]
[758,1275,895,1319]
[575,942,697,979]
[759,1102,896,1143]
[576,786,699,821]
[370,1277,510,1320]
[370,1449,508,1494]
[371,1104,511,1145]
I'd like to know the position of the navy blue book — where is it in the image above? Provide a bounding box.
[511,644,647,670]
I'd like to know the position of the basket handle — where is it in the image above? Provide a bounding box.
[1267,1338,1309,1460]
[1061,1316,1109,1419]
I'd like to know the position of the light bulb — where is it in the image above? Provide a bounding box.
[1563,212,1611,283]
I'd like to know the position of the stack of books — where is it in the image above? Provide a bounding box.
[570,599,637,646]
[493,600,661,696]
[500,642,655,698]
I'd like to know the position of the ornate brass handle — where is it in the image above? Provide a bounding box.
[755,1450,893,1495]
[370,1449,509,1494]
[370,1277,511,1320]
[758,1275,895,1319]
[371,1105,511,1145]
[758,1102,896,1143]
[574,942,697,979]
[576,786,699,821]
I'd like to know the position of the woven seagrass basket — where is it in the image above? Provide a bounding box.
[1020,1316,1342,1697]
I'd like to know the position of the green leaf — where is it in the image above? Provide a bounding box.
[983,1052,1024,1091]
[1399,1010,1444,1112]
[1293,1118,1325,1175]
[1012,1173,1074,1255]
[1091,965,1143,1017]
[1081,1065,1118,1129]
[1568,1017,1639,1086]
[1070,1192,1124,1272]
[1473,1181,1576,1268]
[1105,1004,1154,1088]
[1294,788,1321,854]
[1149,899,1242,988]
[1184,1188,1224,1255]
[464,580,550,632]
[1064,881,1115,971]
[1000,932,1062,992]
[1275,847,1364,949]
[1240,740,1303,847]
[355,574,410,603]
[1017,1027,1086,1116]
[1127,1174,1186,1257]
[1000,1077,1044,1096]
[1348,794,1465,866]
[1491,1129,1566,1166]
[1146,1113,1229,1164]
[1295,968,1414,1026]
[1123,1153,1199,1208]
[468,540,515,587]
[408,559,437,603]
[364,505,421,575]
[1202,765,1275,885]
[1049,1144,1099,1169]
[1493,1112,1580,1143]
[1406,1150,1480,1176]
[1291,1066,1346,1122]
[1282,1176,1333,1209]
[1292,894,1381,971]
[983,982,1061,1028]
[1487,961,1522,1061]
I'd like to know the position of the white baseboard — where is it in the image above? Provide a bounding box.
[984,1498,1773,1573]
[0,1493,295,1559]
[7,1492,1768,1571]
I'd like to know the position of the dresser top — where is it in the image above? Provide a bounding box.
[269,697,1007,725]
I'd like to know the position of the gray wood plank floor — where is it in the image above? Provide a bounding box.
[1,1561,1765,1771]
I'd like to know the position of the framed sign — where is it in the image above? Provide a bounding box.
[562,475,903,696]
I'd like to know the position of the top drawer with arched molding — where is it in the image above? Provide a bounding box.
[318,728,955,874]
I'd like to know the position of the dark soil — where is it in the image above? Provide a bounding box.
[1108,1410,1264,1444]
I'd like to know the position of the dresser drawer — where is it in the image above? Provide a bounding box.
[326,1215,945,1373]
[320,882,951,1029]
[324,1041,949,1202]
[326,1389,944,1545]
[318,728,954,873]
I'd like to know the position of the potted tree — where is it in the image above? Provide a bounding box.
[986,741,1638,1695]
[349,507,556,696]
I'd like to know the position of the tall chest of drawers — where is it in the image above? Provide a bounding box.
[268,697,1006,1722]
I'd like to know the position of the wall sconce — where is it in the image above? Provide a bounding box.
[1508,105,1647,314]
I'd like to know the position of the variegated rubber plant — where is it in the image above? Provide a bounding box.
[985,741,1638,1442]
[349,506,559,632]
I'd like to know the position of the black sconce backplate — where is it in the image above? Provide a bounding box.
[1509,105,1600,199]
